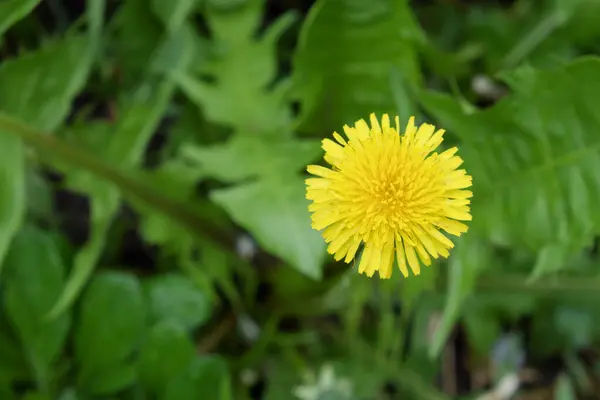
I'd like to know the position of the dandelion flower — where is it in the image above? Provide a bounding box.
[305,114,472,279]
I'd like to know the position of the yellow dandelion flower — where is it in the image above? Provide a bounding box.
[305,113,473,279]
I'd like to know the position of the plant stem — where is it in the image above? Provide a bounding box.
[0,113,237,252]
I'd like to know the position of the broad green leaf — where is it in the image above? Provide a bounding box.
[429,234,491,358]
[75,272,145,389]
[420,58,600,252]
[139,321,196,395]
[293,0,423,133]
[0,0,40,36]
[143,273,212,330]
[564,0,600,45]
[175,0,296,135]
[163,356,232,400]
[0,34,91,275]
[211,176,326,279]
[84,361,137,395]
[0,312,29,384]
[2,227,69,387]
[181,135,320,183]
[390,68,418,126]
[0,136,24,277]
[0,35,91,130]
[465,1,575,72]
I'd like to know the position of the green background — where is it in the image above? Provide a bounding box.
[0,0,599,398]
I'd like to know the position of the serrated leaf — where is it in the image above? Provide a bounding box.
[139,321,196,395]
[420,58,600,252]
[2,226,69,387]
[181,134,320,183]
[176,0,296,135]
[211,176,326,279]
[75,272,145,390]
[293,0,423,133]
[163,356,232,400]
[144,273,212,330]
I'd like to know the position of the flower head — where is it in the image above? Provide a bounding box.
[305,114,472,279]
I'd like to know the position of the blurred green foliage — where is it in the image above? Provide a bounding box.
[2,0,600,399]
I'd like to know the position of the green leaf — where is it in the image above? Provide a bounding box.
[113,0,163,85]
[420,58,600,251]
[139,321,196,395]
[0,114,235,266]
[175,0,296,135]
[555,373,577,400]
[554,307,593,349]
[390,67,418,126]
[463,303,501,356]
[2,226,69,388]
[0,33,91,276]
[211,176,326,279]
[163,356,232,400]
[429,234,491,358]
[21,392,51,400]
[48,27,197,317]
[151,0,198,33]
[0,0,40,36]
[0,312,29,384]
[75,272,145,391]
[528,243,574,281]
[0,35,91,131]
[398,264,438,315]
[49,80,179,318]
[181,134,321,183]
[564,0,600,45]
[293,0,423,133]
[84,361,136,395]
[56,389,78,400]
[143,273,212,330]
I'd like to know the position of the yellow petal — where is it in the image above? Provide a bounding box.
[395,236,409,277]
[404,242,421,275]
